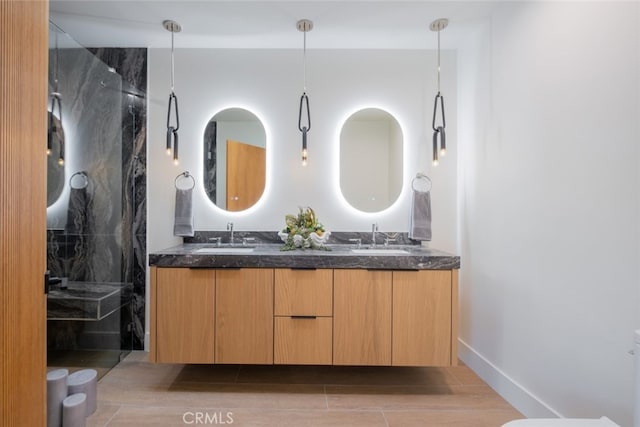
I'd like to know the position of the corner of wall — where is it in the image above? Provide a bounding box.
[458,338,560,419]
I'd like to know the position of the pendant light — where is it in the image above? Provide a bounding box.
[48,28,64,166]
[164,19,181,165]
[297,19,313,166]
[430,18,448,166]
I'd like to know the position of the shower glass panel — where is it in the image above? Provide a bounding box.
[46,22,133,378]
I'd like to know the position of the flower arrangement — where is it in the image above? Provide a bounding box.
[278,207,331,251]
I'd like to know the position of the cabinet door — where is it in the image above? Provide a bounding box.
[155,268,215,363]
[392,270,451,366]
[215,268,274,364]
[333,270,392,366]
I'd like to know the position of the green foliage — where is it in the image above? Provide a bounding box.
[280,207,330,251]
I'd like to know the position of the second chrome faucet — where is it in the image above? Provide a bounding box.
[227,222,234,246]
[371,223,378,247]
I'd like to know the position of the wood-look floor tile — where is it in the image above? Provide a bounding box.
[227,408,388,426]
[326,384,515,411]
[85,403,120,427]
[122,350,149,362]
[445,364,487,386]
[90,352,523,426]
[173,364,240,384]
[98,381,327,410]
[104,407,388,427]
[236,365,457,386]
[384,409,524,426]
[98,361,184,386]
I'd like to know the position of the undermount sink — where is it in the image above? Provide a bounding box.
[351,248,409,255]
[194,247,255,254]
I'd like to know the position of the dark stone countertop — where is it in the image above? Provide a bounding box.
[149,243,460,270]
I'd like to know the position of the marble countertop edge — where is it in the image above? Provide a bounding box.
[149,243,460,270]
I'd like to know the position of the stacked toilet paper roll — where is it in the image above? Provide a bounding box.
[67,369,97,416]
[62,393,86,427]
[47,369,69,427]
[46,368,97,427]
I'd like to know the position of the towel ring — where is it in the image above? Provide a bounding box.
[174,171,195,190]
[69,171,89,190]
[411,173,432,192]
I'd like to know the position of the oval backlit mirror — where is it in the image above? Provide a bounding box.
[340,108,403,212]
[203,108,266,211]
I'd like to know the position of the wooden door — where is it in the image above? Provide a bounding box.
[152,268,215,363]
[0,1,48,424]
[226,139,265,211]
[333,270,392,366]
[215,269,273,364]
[392,270,452,366]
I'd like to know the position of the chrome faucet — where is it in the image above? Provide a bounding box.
[349,238,362,249]
[371,223,378,247]
[227,222,234,246]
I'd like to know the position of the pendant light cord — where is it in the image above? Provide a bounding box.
[303,30,307,92]
[170,30,175,93]
[437,28,441,94]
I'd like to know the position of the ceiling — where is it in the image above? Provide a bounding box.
[49,0,498,49]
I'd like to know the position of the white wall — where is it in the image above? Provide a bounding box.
[147,49,458,254]
[457,2,640,425]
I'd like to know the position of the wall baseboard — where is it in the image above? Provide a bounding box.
[458,338,561,419]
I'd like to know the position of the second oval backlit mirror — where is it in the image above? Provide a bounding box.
[340,108,403,212]
[203,108,266,211]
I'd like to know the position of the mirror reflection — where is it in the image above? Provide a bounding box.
[47,112,65,207]
[340,108,403,213]
[203,108,266,211]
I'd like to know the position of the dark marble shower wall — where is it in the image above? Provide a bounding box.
[90,48,148,350]
[47,48,147,351]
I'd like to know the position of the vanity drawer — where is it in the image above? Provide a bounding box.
[274,316,332,365]
[274,269,333,316]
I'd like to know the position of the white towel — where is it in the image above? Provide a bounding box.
[173,188,194,237]
[409,190,432,241]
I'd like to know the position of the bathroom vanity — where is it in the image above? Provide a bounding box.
[148,243,460,367]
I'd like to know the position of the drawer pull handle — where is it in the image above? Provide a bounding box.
[291,315,317,319]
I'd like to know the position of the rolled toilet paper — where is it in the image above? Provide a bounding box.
[67,369,97,416]
[62,393,86,427]
[47,368,69,427]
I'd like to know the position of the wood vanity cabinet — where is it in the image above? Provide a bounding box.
[333,269,393,366]
[150,265,458,367]
[151,267,215,363]
[215,268,274,364]
[274,268,333,365]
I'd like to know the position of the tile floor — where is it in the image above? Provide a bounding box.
[87,351,523,426]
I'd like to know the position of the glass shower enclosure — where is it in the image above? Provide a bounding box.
[46,22,135,378]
